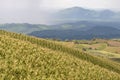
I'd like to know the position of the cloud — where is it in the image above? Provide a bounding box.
[0,0,119,24]
[40,0,120,11]
[0,0,49,24]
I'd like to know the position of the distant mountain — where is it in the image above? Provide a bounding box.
[52,21,120,30]
[87,26,120,34]
[29,26,120,40]
[53,7,119,23]
[85,26,120,39]
[0,23,51,34]
[1,21,120,39]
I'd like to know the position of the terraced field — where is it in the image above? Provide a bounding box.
[0,30,120,80]
[72,39,120,63]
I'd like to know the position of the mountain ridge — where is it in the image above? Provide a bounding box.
[29,26,120,40]
[52,7,120,23]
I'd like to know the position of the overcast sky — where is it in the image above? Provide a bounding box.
[0,0,120,24]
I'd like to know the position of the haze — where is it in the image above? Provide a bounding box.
[0,0,120,24]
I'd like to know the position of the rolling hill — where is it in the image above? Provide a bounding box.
[1,21,120,37]
[0,23,50,34]
[29,26,120,40]
[0,30,120,79]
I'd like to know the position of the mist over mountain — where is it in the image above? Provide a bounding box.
[51,7,120,24]
[1,7,120,40]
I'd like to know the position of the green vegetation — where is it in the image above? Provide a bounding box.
[0,23,51,34]
[0,30,120,79]
[72,39,120,63]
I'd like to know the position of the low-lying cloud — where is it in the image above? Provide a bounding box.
[0,0,120,24]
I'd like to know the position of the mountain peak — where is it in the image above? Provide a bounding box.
[70,6,84,9]
[65,7,89,11]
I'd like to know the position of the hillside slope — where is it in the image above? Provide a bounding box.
[29,26,120,40]
[0,23,50,34]
[0,30,120,79]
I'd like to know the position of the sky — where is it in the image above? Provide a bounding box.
[0,0,120,24]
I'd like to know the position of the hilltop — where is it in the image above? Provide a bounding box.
[0,30,120,80]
